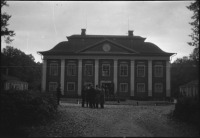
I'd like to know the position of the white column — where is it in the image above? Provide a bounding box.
[113,59,118,94]
[95,59,99,87]
[130,60,135,96]
[78,59,82,96]
[42,59,47,92]
[148,60,152,97]
[60,59,65,95]
[166,60,171,97]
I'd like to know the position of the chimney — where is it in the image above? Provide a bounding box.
[81,29,86,36]
[128,30,133,36]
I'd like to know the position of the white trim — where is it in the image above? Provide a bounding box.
[60,59,65,95]
[130,60,135,96]
[49,82,58,91]
[78,59,82,95]
[95,59,99,87]
[50,63,58,76]
[137,83,145,92]
[137,65,145,77]
[120,83,128,92]
[85,64,93,76]
[42,59,47,92]
[120,64,128,76]
[155,65,163,77]
[67,82,75,91]
[155,83,163,93]
[102,64,110,76]
[43,55,170,61]
[113,60,118,94]
[148,60,152,96]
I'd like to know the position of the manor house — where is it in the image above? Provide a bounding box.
[38,29,175,100]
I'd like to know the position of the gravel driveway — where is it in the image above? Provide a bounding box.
[29,103,199,137]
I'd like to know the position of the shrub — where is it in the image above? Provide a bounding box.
[173,97,199,128]
[1,90,58,130]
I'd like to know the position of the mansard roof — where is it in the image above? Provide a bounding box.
[38,32,175,56]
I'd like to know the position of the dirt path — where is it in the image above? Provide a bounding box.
[29,103,199,137]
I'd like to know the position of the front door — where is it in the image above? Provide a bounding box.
[101,83,114,95]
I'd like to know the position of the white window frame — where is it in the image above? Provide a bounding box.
[67,82,75,91]
[120,64,128,76]
[137,65,145,77]
[155,65,163,77]
[120,83,128,92]
[137,83,145,92]
[85,64,93,76]
[50,63,58,76]
[155,83,163,93]
[102,64,110,76]
[49,82,58,91]
[67,63,76,76]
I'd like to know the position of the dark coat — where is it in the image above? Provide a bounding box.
[95,89,100,103]
[57,87,61,98]
[100,89,105,104]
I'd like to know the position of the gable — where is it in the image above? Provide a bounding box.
[76,39,139,54]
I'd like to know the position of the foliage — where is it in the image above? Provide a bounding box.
[173,97,199,128]
[1,90,58,136]
[187,0,199,77]
[171,56,198,98]
[1,0,15,43]
[1,46,42,90]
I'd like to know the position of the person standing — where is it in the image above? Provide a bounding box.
[100,86,105,108]
[81,85,87,107]
[95,85,100,108]
[86,85,90,107]
[90,85,96,108]
[56,84,61,105]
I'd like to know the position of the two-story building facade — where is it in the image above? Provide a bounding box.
[38,29,175,100]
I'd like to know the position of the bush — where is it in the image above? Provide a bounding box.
[173,97,199,128]
[1,90,58,133]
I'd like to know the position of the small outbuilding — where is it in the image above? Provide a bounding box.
[1,74,28,91]
[180,80,199,98]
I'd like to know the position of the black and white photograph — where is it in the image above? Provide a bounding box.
[1,1,199,137]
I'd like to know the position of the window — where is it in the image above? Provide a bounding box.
[49,82,58,91]
[120,64,128,76]
[137,65,145,77]
[155,65,163,77]
[67,64,76,76]
[102,64,110,76]
[50,63,58,76]
[137,83,145,92]
[155,83,163,92]
[85,64,93,76]
[120,83,128,92]
[6,83,10,90]
[67,82,75,91]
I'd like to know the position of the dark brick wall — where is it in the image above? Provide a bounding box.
[117,60,130,97]
[134,60,148,99]
[46,59,61,92]
[82,59,95,86]
[152,60,166,100]
[65,59,78,97]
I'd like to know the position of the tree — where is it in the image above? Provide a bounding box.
[1,0,15,44]
[171,56,198,98]
[187,0,199,65]
[1,46,42,91]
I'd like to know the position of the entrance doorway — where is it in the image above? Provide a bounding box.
[101,82,114,95]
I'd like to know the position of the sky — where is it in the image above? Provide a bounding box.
[1,1,195,63]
